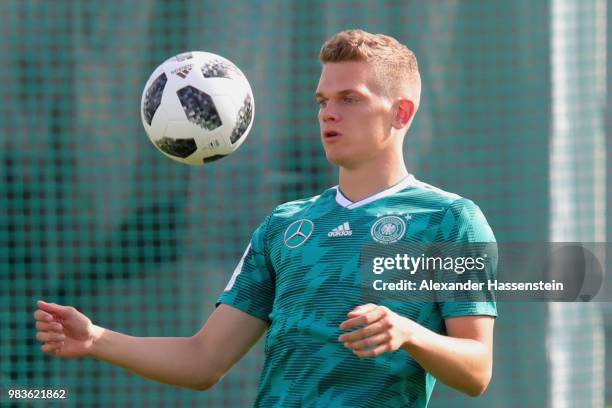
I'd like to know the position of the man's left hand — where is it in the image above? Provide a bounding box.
[338,303,415,358]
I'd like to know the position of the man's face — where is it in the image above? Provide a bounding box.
[315,61,395,169]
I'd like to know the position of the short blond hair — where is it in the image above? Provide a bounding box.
[319,29,421,108]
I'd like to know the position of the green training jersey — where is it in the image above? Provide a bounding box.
[217,175,497,407]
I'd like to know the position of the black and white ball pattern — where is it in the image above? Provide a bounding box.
[155,137,197,158]
[201,59,241,80]
[142,73,167,125]
[230,93,254,144]
[176,86,222,131]
[141,51,254,165]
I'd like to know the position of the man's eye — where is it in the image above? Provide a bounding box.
[343,97,356,104]
[317,100,327,107]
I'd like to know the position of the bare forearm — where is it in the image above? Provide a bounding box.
[401,323,491,396]
[89,325,214,390]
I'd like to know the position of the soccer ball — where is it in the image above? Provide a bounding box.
[141,51,255,165]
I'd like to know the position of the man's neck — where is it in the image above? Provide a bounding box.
[338,160,409,203]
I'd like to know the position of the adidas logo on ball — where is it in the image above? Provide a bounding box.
[171,64,193,78]
[328,222,353,237]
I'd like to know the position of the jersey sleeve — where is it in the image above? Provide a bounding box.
[438,198,498,319]
[216,214,275,323]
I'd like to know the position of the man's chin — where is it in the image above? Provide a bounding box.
[324,151,356,169]
[324,151,344,166]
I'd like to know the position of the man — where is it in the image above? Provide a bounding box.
[34,29,496,407]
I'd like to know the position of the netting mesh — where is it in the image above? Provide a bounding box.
[1,0,609,407]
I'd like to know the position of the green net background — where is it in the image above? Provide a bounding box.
[1,0,610,407]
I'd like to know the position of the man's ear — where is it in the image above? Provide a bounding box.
[392,99,415,129]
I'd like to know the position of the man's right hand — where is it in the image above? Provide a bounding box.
[34,300,102,358]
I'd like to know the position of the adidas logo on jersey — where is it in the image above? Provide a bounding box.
[328,222,353,237]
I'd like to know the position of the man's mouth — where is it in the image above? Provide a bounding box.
[323,130,341,139]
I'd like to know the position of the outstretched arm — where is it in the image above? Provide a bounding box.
[34,301,267,390]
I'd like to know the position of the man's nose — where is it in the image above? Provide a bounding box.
[320,104,340,122]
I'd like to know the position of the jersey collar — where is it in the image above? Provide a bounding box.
[334,174,417,209]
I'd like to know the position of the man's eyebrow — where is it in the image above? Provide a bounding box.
[315,89,365,98]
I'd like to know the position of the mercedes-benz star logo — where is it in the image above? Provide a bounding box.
[283,219,314,249]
